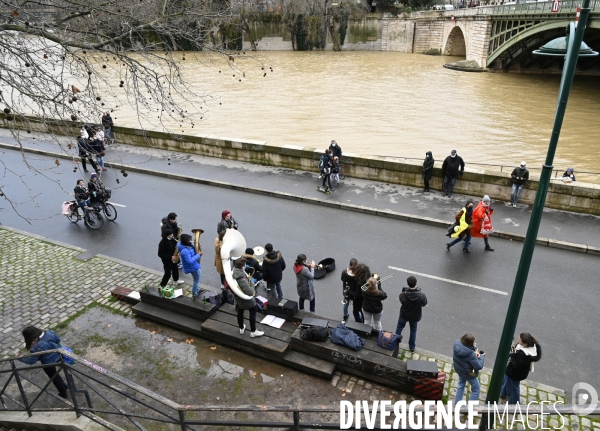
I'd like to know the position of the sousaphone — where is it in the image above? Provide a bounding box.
[220,228,253,300]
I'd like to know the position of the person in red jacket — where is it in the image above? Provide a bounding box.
[471,195,494,251]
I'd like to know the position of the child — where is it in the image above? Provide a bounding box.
[331,156,341,187]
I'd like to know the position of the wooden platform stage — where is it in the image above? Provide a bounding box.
[114,287,445,399]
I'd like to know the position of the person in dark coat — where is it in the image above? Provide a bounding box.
[453,333,485,402]
[422,151,434,192]
[562,168,576,182]
[395,276,428,352]
[87,173,104,204]
[340,258,358,323]
[74,179,90,215]
[361,277,387,330]
[77,135,98,173]
[501,333,542,404]
[18,326,69,398]
[329,140,342,161]
[158,229,183,288]
[232,258,264,338]
[161,213,181,240]
[217,210,238,234]
[262,243,286,298]
[242,248,263,281]
[350,263,372,324]
[293,254,315,313]
[319,149,334,190]
[101,111,114,142]
[441,150,465,197]
[510,161,529,207]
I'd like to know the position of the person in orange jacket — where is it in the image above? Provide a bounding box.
[471,195,494,251]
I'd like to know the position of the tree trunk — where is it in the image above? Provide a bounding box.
[329,23,341,51]
[241,15,257,51]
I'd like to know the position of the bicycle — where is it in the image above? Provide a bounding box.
[339,164,346,180]
[92,189,117,221]
[64,201,105,229]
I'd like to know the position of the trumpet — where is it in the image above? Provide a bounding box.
[361,273,394,292]
[341,286,352,304]
[191,228,204,263]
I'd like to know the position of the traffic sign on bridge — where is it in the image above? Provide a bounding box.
[552,0,561,13]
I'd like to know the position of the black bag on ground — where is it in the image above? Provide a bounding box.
[300,326,329,342]
[222,289,235,305]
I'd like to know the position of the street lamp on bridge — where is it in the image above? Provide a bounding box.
[483,0,598,424]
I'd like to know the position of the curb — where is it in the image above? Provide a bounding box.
[3,142,598,258]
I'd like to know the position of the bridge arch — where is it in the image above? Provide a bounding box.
[444,26,467,57]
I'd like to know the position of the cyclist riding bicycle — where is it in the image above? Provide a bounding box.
[74,179,90,218]
[87,173,105,204]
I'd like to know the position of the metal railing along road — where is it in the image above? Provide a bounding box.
[1,349,599,430]
[373,155,600,180]
[440,0,600,16]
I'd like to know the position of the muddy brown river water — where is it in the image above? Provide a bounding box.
[112,51,600,177]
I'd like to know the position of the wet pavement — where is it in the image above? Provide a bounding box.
[1,131,599,394]
[1,128,599,248]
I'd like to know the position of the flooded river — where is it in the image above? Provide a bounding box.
[114,51,600,176]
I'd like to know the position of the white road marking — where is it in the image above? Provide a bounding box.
[388,266,508,296]
[108,202,126,207]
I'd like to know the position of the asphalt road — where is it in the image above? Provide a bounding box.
[1,148,598,394]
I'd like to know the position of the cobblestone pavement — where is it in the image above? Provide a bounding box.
[2,226,599,430]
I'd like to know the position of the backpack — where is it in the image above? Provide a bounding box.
[300,326,329,342]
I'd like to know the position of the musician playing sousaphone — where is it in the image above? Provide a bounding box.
[232,257,264,338]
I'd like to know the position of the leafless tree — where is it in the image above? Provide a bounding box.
[0,0,262,219]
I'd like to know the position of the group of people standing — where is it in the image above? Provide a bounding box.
[318,140,343,191]
[453,332,541,404]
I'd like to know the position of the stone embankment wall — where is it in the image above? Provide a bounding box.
[8,115,595,215]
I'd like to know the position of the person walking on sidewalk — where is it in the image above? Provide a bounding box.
[262,243,286,298]
[471,195,495,251]
[340,258,358,323]
[422,151,435,192]
[17,326,69,399]
[214,230,226,287]
[453,333,485,402]
[178,233,202,299]
[441,150,465,198]
[232,257,264,338]
[395,276,427,353]
[500,333,542,404]
[294,254,316,313]
[217,210,238,234]
[362,277,387,331]
[446,199,474,253]
[158,229,184,288]
[510,161,529,207]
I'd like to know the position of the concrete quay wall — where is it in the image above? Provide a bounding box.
[2,118,599,215]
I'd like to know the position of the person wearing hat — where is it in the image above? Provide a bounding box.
[217,210,238,234]
[510,162,529,208]
[177,234,203,299]
[242,247,263,281]
[441,150,465,198]
[158,229,183,288]
[562,167,576,182]
[471,195,494,251]
[87,173,104,204]
[446,199,474,253]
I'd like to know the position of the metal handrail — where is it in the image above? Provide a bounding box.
[372,154,600,178]
[2,349,599,430]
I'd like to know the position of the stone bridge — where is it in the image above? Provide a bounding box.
[385,0,600,71]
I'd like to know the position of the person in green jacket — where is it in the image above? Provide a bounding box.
[232,258,264,338]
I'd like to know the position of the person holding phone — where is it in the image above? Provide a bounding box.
[453,333,485,402]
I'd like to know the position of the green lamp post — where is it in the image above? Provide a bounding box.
[483,0,598,426]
